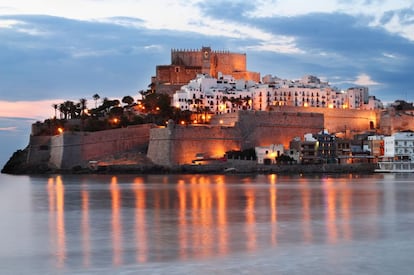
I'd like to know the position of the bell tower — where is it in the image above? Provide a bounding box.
[201,46,211,75]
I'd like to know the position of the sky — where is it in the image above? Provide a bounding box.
[1,0,414,167]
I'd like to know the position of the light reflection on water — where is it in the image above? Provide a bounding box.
[1,173,414,274]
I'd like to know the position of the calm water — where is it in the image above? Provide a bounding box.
[1,173,414,274]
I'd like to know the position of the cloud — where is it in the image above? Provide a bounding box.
[354,73,380,86]
[0,99,65,120]
[0,18,49,36]
[0,126,17,132]
[0,19,21,28]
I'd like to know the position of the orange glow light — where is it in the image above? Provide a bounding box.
[57,127,64,134]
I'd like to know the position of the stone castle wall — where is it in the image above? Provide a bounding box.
[171,49,247,75]
[155,47,259,95]
[210,52,247,77]
[273,106,379,134]
[380,111,414,135]
[236,111,324,149]
[156,65,202,87]
[147,124,241,166]
[48,124,154,169]
[27,135,52,164]
[147,111,324,166]
[28,107,382,169]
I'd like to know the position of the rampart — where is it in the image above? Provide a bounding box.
[48,124,154,169]
[273,106,379,134]
[147,110,324,166]
[236,111,324,149]
[380,110,414,135]
[147,124,241,166]
[27,135,52,164]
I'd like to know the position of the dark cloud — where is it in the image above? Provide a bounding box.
[0,15,241,101]
[237,12,414,102]
[1,13,414,105]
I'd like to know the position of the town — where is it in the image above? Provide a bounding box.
[3,46,414,174]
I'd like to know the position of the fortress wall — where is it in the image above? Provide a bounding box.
[210,112,240,126]
[148,111,323,166]
[274,106,379,134]
[211,52,246,77]
[80,124,152,161]
[48,124,153,169]
[156,65,202,86]
[380,112,414,135]
[237,111,324,149]
[147,125,241,166]
[232,71,261,83]
[171,50,203,66]
[49,134,67,169]
[27,135,52,164]
[146,128,172,166]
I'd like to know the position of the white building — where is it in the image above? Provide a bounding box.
[255,144,284,164]
[172,73,255,114]
[172,73,383,115]
[383,132,414,161]
[347,87,369,109]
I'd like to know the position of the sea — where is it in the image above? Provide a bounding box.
[1,172,414,274]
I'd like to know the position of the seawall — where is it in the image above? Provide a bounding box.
[48,124,154,169]
[147,124,241,166]
[147,110,325,166]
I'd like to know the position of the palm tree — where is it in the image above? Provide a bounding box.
[59,103,68,119]
[61,100,76,119]
[93,93,100,108]
[79,98,87,117]
[52,104,58,119]
[122,95,134,107]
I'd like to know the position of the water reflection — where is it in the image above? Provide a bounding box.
[43,174,397,269]
[47,176,66,268]
[110,176,122,266]
[133,177,147,263]
[81,187,90,267]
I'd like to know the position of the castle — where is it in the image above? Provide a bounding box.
[5,46,414,173]
[152,46,260,95]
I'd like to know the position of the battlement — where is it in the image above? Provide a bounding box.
[171,47,233,54]
[155,46,259,95]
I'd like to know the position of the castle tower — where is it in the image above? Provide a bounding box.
[201,46,211,75]
[152,46,260,96]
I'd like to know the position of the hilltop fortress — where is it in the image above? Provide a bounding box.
[152,46,260,95]
[3,46,412,173]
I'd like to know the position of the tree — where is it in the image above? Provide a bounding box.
[64,101,76,119]
[59,103,68,119]
[122,95,134,106]
[52,104,58,119]
[93,93,100,108]
[79,98,87,117]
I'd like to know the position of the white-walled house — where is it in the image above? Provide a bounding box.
[255,144,284,164]
[172,73,383,115]
[383,132,414,161]
[377,132,414,172]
